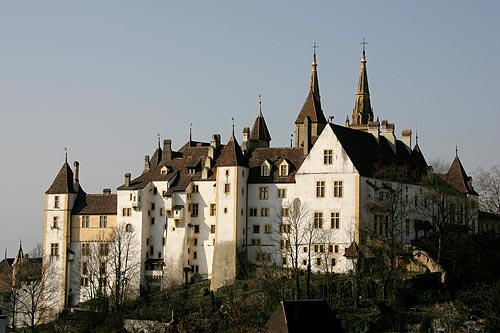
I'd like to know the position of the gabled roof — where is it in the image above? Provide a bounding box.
[217,135,248,167]
[445,156,478,195]
[46,162,80,194]
[250,111,272,143]
[72,193,118,215]
[248,147,305,183]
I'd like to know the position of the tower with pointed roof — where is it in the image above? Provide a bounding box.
[246,98,272,152]
[295,51,327,155]
[347,44,374,131]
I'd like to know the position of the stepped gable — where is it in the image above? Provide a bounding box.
[46,162,82,194]
[331,123,428,180]
[72,193,117,215]
[216,135,248,167]
[445,156,478,195]
[248,147,305,183]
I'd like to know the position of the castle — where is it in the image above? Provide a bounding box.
[42,47,478,314]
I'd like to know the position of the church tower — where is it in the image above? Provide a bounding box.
[295,48,327,155]
[347,41,374,131]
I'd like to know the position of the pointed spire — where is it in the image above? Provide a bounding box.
[189,124,193,143]
[218,133,248,167]
[46,160,78,194]
[249,96,271,147]
[231,117,235,137]
[446,154,478,195]
[351,39,374,127]
[310,42,320,100]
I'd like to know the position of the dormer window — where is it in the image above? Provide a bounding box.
[279,160,289,177]
[161,166,169,175]
[261,161,271,177]
[187,167,196,174]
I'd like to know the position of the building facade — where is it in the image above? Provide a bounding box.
[42,49,479,313]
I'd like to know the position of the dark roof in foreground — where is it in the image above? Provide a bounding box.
[72,193,117,215]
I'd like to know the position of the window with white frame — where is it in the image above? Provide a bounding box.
[81,216,90,228]
[261,161,271,177]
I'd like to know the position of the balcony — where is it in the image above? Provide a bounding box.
[144,270,163,281]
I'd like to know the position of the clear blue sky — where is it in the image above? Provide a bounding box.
[1,1,499,255]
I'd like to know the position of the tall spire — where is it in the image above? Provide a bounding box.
[310,42,320,100]
[249,95,271,149]
[351,39,374,128]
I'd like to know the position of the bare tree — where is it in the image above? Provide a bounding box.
[474,165,500,215]
[80,241,110,312]
[11,246,58,332]
[316,228,337,276]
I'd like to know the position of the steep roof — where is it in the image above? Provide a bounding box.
[250,111,271,143]
[46,162,79,194]
[217,135,248,167]
[351,50,374,126]
[330,123,428,181]
[445,156,478,195]
[295,54,326,125]
[248,147,305,183]
[72,193,117,215]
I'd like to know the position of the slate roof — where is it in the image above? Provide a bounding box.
[250,111,272,142]
[72,193,117,215]
[216,135,248,167]
[330,123,428,181]
[46,162,82,194]
[444,156,478,195]
[295,90,326,124]
[248,147,305,183]
[0,258,13,294]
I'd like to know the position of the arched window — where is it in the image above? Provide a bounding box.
[125,224,133,232]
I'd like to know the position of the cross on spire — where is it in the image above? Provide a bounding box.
[360,38,368,55]
[64,147,68,163]
[311,41,319,57]
[258,94,262,113]
[231,117,235,136]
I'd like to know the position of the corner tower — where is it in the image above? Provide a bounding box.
[347,41,374,131]
[295,49,327,155]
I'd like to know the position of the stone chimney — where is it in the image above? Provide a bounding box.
[242,127,250,152]
[73,161,80,192]
[103,188,111,194]
[401,129,412,152]
[124,173,131,187]
[163,140,172,162]
[368,121,379,141]
[210,134,221,149]
[144,155,150,173]
[380,120,396,152]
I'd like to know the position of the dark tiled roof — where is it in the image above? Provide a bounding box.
[46,162,80,194]
[330,124,428,181]
[445,156,478,195]
[295,90,326,124]
[72,193,117,215]
[250,112,271,142]
[217,135,248,167]
[248,147,305,183]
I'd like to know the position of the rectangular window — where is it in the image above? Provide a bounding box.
[224,183,230,194]
[314,212,323,229]
[99,216,107,228]
[331,212,340,229]
[100,262,106,275]
[333,181,343,198]
[280,239,290,249]
[194,225,200,233]
[280,224,291,233]
[50,243,59,256]
[264,224,272,234]
[52,216,58,229]
[323,149,333,165]
[191,203,199,217]
[249,208,258,216]
[281,207,290,217]
[328,244,334,253]
[261,164,270,177]
[303,246,308,253]
[210,225,216,233]
[80,277,89,287]
[314,244,324,253]
[259,187,269,200]
[316,258,322,266]
[280,164,288,176]
[210,204,216,216]
[81,243,90,256]
[82,261,88,275]
[150,246,154,255]
[100,243,109,256]
[122,208,132,216]
[151,217,155,225]
[81,216,90,228]
[192,184,199,193]
[253,225,260,233]
[278,188,287,198]
[251,238,261,246]
[331,258,336,266]
[282,257,287,265]
[334,245,339,253]
[261,208,269,217]
[193,251,197,259]
[54,196,60,208]
[316,181,325,198]
[151,203,156,211]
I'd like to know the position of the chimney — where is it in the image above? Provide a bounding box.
[73,161,80,192]
[124,173,131,187]
[163,139,172,162]
[380,121,396,152]
[103,188,112,194]
[242,127,250,152]
[368,121,380,141]
[210,134,220,149]
[401,129,412,152]
[144,155,150,172]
